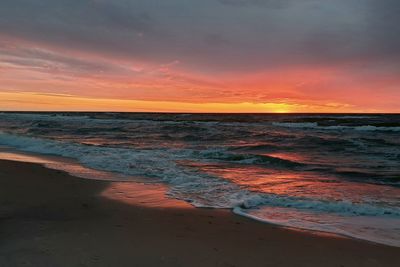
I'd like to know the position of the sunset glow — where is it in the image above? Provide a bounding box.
[1,0,399,112]
[1,1,400,260]
[0,91,369,113]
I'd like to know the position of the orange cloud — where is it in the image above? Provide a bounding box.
[1,37,399,113]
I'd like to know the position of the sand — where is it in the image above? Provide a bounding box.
[0,159,399,267]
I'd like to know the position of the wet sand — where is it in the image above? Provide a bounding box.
[0,159,399,267]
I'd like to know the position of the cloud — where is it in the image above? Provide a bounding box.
[0,0,399,111]
[364,0,400,61]
[0,40,136,78]
[1,0,399,74]
[1,0,393,73]
[218,0,295,8]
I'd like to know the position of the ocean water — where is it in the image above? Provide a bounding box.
[0,112,399,246]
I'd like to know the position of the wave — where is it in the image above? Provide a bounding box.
[325,125,400,132]
[229,144,278,152]
[236,193,400,216]
[4,113,400,134]
[1,132,399,218]
[0,112,91,122]
[233,207,400,247]
[194,150,303,168]
[334,169,400,186]
[1,112,399,247]
[272,122,400,131]
[272,122,318,128]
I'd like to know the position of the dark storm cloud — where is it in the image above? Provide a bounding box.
[0,0,154,58]
[0,0,399,73]
[218,0,294,8]
[365,0,400,59]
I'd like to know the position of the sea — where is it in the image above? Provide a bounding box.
[0,112,399,246]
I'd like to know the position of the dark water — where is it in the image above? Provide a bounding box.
[0,112,399,246]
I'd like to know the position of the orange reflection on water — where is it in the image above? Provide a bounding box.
[263,152,309,164]
[214,167,313,195]
[185,161,397,204]
[101,182,191,209]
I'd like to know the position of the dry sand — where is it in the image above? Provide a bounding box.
[0,159,399,267]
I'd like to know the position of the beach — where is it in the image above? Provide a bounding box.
[1,159,399,267]
[2,113,400,246]
[1,0,400,264]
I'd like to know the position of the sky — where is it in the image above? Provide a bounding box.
[0,0,399,112]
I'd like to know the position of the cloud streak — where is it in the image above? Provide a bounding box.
[0,0,399,112]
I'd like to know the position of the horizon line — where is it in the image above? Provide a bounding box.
[2,111,399,115]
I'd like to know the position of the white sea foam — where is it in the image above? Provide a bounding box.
[1,131,400,247]
[272,122,400,131]
[1,131,399,216]
[234,206,400,247]
[272,122,318,128]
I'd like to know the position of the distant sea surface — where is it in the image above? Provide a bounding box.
[1,112,399,246]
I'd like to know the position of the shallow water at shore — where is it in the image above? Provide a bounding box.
[2,159,399,267]
[0,112,399,246]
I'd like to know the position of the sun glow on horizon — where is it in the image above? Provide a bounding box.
[0,91,376,113]
[1,37,399,113]
[0,1,400,113]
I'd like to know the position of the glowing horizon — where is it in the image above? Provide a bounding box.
[1,92,394,113]
[1,1,399,113]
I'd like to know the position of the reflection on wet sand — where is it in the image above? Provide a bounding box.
[101,182,191,209]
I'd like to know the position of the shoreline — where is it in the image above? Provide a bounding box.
[2,148,399,248]
[1,159,399,266]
